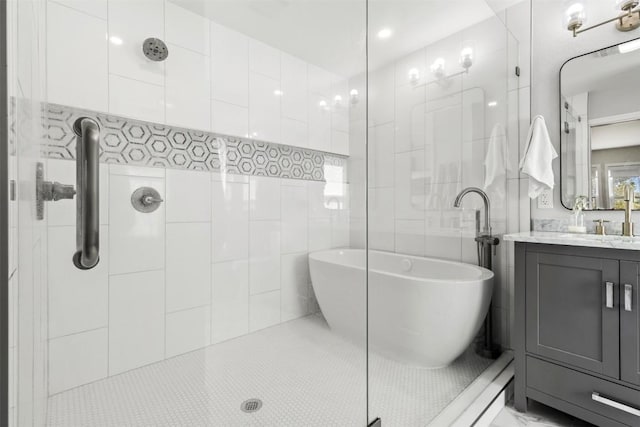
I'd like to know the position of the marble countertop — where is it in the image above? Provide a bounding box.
[503,231,640,250]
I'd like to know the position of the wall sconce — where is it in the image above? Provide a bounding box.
[408,68,421,85]
[430,58,446,79]
[333,95,343,108]
[459,45,474,70]
[349,89,359,105]
[566,0,639,37]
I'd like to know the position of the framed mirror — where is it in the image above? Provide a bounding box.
[560,38,640,210]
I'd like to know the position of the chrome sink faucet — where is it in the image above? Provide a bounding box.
[454,187,491,236]
[622,184,635,237]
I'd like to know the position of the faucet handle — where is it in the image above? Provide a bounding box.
[593,219,610,236]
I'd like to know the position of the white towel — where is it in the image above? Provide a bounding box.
[520,115,558,198]
[483,123,510,193]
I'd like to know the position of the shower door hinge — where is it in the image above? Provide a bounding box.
[515,66,520,77]
[368,418,381,427]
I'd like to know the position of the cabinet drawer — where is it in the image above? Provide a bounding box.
[527,357,640,426]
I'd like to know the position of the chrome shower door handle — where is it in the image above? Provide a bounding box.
[605,282,614,309]
[72,117,100,270]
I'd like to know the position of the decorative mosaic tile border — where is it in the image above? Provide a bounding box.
[42,103,346,182]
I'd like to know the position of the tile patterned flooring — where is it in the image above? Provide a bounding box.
[47,314,493,426]
[491,401,595,427]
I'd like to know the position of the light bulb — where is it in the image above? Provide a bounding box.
[430,58,446,79]
[408,68,420,84]
[377,28,392,39]
[349,89,359,104]
[273,89,283,96]
[459,46,474,69]
[334,95,343,107]
[564,1,587,31]
[109,36,123,45]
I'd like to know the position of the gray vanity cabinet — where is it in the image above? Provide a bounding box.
[525,252,619,378]
[515,243,640,427]
[621,261,640,387]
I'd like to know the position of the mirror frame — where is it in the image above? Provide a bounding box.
[559,36,640,211]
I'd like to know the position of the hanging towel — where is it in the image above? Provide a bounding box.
[520,115,558,198]
[483,123,510,193]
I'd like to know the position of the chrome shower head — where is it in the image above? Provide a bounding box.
[142,38,169,62]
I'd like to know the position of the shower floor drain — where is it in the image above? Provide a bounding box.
[241,399,263,413]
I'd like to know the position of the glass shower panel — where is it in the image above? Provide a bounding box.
[366,0,519,425]
[8,0,368,425]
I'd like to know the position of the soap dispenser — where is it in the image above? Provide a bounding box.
[568,195,587,233]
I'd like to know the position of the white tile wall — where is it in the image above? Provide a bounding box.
[166,223,211,312]
[49,328,108,394]
[47,1,108,111]
[46,0,350,155]
[46,160,349,393]
[109,270,165,375]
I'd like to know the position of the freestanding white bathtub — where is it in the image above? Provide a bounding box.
[309,249,494,368]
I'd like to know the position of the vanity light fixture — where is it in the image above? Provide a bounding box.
[566,0,640,37]
[459,45,474,70]
[430,58,446,79]
[412,46,474,88]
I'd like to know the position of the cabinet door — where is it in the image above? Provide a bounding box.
[621,261,640,386]
[526,252,619,378]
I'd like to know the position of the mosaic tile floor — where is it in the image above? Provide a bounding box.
[47,314,493,427]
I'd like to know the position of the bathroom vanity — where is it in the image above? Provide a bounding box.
[506,232,640,426]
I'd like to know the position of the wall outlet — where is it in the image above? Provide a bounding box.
[537,189,554,209]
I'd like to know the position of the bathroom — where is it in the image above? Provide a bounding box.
[2,0,640,425]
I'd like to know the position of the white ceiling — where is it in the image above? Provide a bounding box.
[169,0,523,77]
[592,120,640,151]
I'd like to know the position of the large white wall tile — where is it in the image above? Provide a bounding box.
[308,182,331,219]
[369,188,395,252]
[249,290,280,332]
[281,118,308,148]
[211,260,249,344]
[108,0,164,86]
[109,173,165,274]
[308,218,332,252]
[281,184,308,254]
[165,44,211,131]
[210,22,248,107]
[249,221,281,295]
[281,53,307,122]
[47,2,108,111]
[48,225,109,338]
[46,160,109,227]
[51,0,108,19]
[212,180,249,262]
[280,253,310,322]
[308,64,332,98]
[108,74,164,123]
[166,169,211,222]
[395,220,425,256]
[331,77,349,133]
[369,123,395,188]
[211,100,248,138]
[109,270,165,375]
[165,2,209,55]
[249,39,280,80]
[249,72,281,142]
[166,306,210,358]
[49,328,108,394]
[249,176,280,221]
[308,93,331,151]
[166,223,211,312]
[395,150,425,220]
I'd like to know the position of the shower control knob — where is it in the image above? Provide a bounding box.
[131,187,163,213]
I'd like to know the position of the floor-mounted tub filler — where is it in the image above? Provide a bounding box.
[309,249,494,368]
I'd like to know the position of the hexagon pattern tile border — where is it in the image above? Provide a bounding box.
[43,103,346,182]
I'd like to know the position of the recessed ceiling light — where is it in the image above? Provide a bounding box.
[487,101,498,107]
[377,28,392,39]
[109,36,123,45]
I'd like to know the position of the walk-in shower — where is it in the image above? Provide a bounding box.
[2,0,529,425]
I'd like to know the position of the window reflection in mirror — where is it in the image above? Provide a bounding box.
[560,38,640,210]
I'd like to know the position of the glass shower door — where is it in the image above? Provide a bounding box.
[6,0,369,425]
